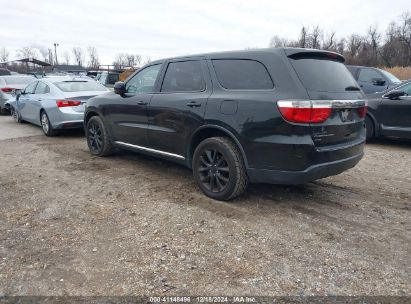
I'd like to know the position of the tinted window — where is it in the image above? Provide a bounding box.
[290,58,358,92]
[24,82,37,94]
[399,83,411,95]
[126,64,161,93]
[54,81,107,92]
[34,82,50,94]
[161,61,205,92]
[358,68,382,82]
[108,73,119,85]
[212,59,273,90]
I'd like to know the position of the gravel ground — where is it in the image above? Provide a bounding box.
[0,115,410,296]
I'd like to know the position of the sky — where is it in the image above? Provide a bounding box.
[0,0,410,65]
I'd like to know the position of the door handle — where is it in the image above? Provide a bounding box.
[186,101,201,107]
[137,100,148,105]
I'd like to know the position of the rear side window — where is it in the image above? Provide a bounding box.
[212,59,273,90]
[289,58,358,92]
[358,68,382,82]
[161,61,205,92]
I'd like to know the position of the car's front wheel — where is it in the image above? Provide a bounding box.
[86,116,114,156]
[41,111,58,136]
[11,107,22,123]
[193,137,248,201]
[365,115,374,141]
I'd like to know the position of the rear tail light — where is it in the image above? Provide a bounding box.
[1,87,14,93]
[56,100,81,107]
[277,100,332,123]
[357,106,367,119]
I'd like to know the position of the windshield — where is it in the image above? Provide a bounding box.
[289,58,359,92]
[54,81,107,92]
[380,69,401,84]
[4,76,36,85]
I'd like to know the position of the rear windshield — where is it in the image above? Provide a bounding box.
[54,81,107,92]
[4,76,36,85]
[289,58,358,92]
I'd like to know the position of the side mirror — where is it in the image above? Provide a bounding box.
[384,90,405,100]
[114,81,126,96]
[372,78,386,86]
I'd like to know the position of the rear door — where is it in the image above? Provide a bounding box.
[147,59,211,159]
[287,51,366,148]
[379,83,411,139]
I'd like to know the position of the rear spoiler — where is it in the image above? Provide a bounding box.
[285,49,345,63]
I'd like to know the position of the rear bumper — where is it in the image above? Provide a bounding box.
[247,151,363,184]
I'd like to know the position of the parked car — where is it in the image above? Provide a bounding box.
[365,80,411,140]
[84,48,367,200]
[0,68,11,76]
[11,76,109,136]
[95,71,121,88]
[0,75,37,114]
[347,65,402,94]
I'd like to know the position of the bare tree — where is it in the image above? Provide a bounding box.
[63,51,70,65]
[72,47,85,66]
[322,31,336,50]
[17,46,38,59]
[310,25,322,49]
[0,47,9,63]
[87,47,100,69]
[269,35,289,48]
[298,26,308,48]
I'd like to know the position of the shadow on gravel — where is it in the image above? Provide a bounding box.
[366,137,411,148]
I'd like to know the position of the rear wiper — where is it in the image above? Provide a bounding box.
[345,86,361,91]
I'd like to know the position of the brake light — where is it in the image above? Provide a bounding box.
[277,100,332,123]
[357,106,367,119]
[1,87,14,93]
[56,100,81,107]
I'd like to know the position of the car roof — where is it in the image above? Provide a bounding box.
[149,47,344,65]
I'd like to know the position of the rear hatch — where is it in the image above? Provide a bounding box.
[286,50,366,148]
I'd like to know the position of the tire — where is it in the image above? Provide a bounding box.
[11,107,23,123]
[192,137,248,201]
[0,107,8,115]
[40,110,58,136]
[86,115,114,156]
[365,115,374,141]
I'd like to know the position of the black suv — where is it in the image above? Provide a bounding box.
[84,48,366,200]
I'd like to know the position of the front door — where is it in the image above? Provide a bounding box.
[147,59,211,159]
[109,64,163,146]
[379,83,411,139]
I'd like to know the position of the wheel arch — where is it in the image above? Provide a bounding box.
[188,125,248,169]
[365,111,379,137]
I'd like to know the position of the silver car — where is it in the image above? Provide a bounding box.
[11,76,109,136]
[0,75,37,114]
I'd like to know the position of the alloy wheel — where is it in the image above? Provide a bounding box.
[198,148,230,193]
[88,122,103,153]
[41,113,49,133]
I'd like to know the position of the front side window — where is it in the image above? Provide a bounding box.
[126,64,162,93]
[358,68,382,82]
[161,60,205,92]
[34,82,50,94]
[212,59,273,90]
[24,82,37,94]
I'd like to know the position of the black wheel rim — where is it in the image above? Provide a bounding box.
[88,122,103,153]
[198,148,230,193]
